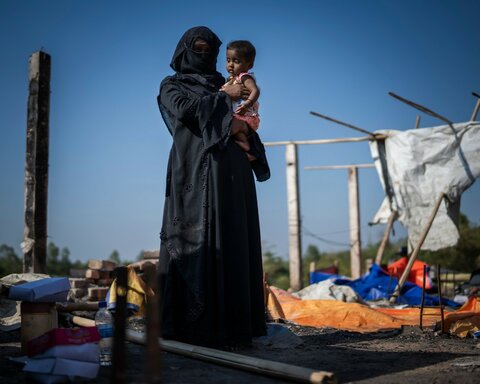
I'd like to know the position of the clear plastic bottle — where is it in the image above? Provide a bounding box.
[95,301,113,366]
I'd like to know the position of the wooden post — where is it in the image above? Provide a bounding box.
[415,115,421,128]
[126,331,337,384]
[112,267,127,384]
[23,51,51,274]
[471,98,480,121]
[390,193,445,303]
[348,167,361,279]
[375,210,398,265]
[286,143,302,291]
[144,265,162,384]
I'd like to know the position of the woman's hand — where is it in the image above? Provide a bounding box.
[221,82,250,101]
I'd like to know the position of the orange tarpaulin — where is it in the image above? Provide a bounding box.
[387,257,432,289]
[267,286,403,333]
[267,286,480,335]
[444,296,480,337]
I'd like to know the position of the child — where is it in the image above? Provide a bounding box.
[221,40,260,157]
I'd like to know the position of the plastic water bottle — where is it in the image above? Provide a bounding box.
[95,301,113,366]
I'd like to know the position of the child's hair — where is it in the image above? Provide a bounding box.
[227,40,256,65]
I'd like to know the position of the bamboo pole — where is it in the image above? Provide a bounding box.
[389,193,445,304]
[415,115,421,128]
[126,330,337,384]
[305,164,375,170]
[348,167,362,279]
[309,111,377,137]
[264,136,386,147]
[286,143,302,291]
[388,92,453,125]
[471,92,480,121]
[375,210,398,265]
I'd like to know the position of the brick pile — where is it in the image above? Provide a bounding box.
[68,259,117,302]
[129,250,159,276]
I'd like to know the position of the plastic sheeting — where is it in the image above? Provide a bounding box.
[387,257,432,289]
[334,264,459,308]
[369,121,480,251]
[293,279,362,303]
[267,286,403,333]
[267,287,480,334]
[444,296,480,338]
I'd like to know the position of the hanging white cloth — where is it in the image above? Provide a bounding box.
[369,121,480,251]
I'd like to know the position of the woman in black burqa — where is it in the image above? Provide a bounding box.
[157,26,270,348]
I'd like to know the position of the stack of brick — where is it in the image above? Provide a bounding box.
[129,250,159,274]
[85,259,117,301]
[68,268,87,299]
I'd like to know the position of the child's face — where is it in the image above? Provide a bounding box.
[226,49,252,77]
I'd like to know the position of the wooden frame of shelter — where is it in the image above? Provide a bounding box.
[265,91,479,294]
[264,127,385,290]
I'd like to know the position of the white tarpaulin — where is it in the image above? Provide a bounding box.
[369,121,480,251]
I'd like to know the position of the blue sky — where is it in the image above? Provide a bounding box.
[1,0,479,263]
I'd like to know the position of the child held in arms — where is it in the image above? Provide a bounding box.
[221,40,261,160]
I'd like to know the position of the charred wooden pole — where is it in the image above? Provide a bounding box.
[144,264,162,384]
[420,265,427,330]
[437,265,445,333]
[111,267,128,384]
[23,51,51,274]
[286,143,303,291]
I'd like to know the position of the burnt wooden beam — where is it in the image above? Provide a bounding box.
[144,264,162,383]
[23,51,51,274]
[111,267,127,384]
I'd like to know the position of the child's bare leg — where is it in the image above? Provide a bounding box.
[230,119,256,161]
[234,132,250,151]
[231,119,250,151]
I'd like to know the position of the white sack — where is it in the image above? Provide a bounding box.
[369,121,480,251]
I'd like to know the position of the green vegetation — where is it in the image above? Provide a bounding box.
[0,244,22,276]
[0,242,133,277]
[420,214,480,272]
[1,213,478,282]
[262,251,290,290]
[263,213,480,290]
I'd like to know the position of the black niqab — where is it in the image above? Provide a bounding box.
[170,26,223,80]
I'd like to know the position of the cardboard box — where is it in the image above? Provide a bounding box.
[34,343,99,362]
[8,278,70,303]
[23,357,99,379]
[21,302,58,354]
[27,327,100,357]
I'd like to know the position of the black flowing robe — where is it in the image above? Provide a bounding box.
[158,72,268,347]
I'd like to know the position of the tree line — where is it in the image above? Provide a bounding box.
[1,214,479,284]
[0,242,140,277]
[263,213,480,290]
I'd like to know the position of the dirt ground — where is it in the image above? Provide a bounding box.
[1,321,479,384]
